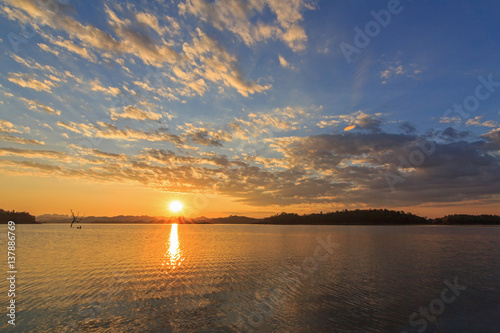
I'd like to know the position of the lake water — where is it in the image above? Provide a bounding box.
[1,224,499,332]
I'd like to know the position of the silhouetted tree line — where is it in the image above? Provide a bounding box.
[259,209,428,225]
[432,214,500,225]
[0,209,38,224]
[257,210,500,225]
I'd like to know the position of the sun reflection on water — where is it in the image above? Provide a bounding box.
[163,223,184,270]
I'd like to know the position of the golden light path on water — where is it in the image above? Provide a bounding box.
[163,223,184,270]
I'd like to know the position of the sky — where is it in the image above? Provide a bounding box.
[0,0,499,218]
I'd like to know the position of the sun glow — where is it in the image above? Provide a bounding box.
[169,200,183,213]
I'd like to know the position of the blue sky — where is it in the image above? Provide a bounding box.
[0,0,499,217]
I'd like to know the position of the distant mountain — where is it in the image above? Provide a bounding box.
[36,214,72,223]
[37,214,260,224]
[0,209,39,224]
[196,215,260,224]
[37,214,176,224]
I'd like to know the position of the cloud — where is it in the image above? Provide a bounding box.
[110,105,163,122]
[277,132,414,171]
[178,123,232,146]
[48,37,97,62]
[429,127,472,142]
[0,134,44,145]
[380,65,404,80]
[278,55,294,70]
[69,145,128,161]
[139,148,235,168]
[179,0,316,52]
[0,159,63,173]
[465,116,498,128]
[38,43,60,56]
[317,118,340,129]
[135,11,181,37]
[131,79,180,102]
[7,73,54,92]
[399,122,416,134]
[251,113,296,131]
[281,23,308,51]
[181,29,271,97]
[0,147,68,160]
[439,116,462,125]
[89,78,121,96]
[1,122,499,208]
[19,97,61,115]
[0,119,28,134]
[263,131,500,206]
[0,1,497,210]
[482,128,500,149]
[8,53,77,92]
[10,54,58,74]
[331,111,382,132]
[103,5,181,66]
[380,61,424,84]
[57,121,184,144]
[2,0,179,66]
[231,106,307,140]
[2,1,273,98]
[89,149,127,160]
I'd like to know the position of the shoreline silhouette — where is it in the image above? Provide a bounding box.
[4,208,499,225]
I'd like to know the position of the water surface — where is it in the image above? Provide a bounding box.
[1,224,499,332]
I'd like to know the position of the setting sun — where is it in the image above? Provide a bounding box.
[169,200,184,214]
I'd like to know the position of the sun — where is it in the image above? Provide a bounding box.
[169,200,184,214]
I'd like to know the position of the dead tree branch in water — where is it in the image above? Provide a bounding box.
[70,209,84,228]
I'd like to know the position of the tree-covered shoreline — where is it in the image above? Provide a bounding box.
[0,209,39,224]
[256,210,500,225]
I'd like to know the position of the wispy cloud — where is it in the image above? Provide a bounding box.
[0,134,44,145]
[57,121,184,145]
[8,73,55,92]
[380,61,424,84]
[20,97,61,115]
[110,105,163,122]
[89,78,121,96]
[0,147,68,160]
[465,116,498,128]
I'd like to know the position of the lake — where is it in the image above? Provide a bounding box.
[1,224,499,332]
